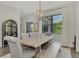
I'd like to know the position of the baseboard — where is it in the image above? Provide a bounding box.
[62,45,74,48]
[0,45,2,47]
[61,43,74,48]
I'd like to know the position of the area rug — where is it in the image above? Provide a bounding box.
[56,47,71,58]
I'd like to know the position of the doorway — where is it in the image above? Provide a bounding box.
[2,19,18,47]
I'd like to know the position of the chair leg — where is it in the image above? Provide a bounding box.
[59,48,61,53]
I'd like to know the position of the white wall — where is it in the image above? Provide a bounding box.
[20,16,27,33]
[20,13,35,33]
[62,3,76,47]
[0,3,20,47]
[76,2,79,52]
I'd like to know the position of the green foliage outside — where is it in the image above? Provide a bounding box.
[53,21,62,33]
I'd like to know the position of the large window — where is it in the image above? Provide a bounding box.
[42,14,63,33]
[51,14,63,33]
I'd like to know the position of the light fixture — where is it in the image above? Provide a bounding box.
[35,1,44,22]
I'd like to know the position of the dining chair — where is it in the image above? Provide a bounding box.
[45,32,52,36]
[30,32,41,38]
[4,36,35,58]
[21,33,29,39]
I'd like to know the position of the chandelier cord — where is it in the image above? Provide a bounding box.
[39,1,41,10]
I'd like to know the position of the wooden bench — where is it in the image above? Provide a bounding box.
[39,42,61,58]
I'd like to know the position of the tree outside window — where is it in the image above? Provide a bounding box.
[51,14,63,34]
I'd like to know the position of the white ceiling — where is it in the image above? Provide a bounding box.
[0,1,74,15]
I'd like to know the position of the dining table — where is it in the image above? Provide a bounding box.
[20,35,54,57]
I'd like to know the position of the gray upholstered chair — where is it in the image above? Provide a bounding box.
[4,36,35,58]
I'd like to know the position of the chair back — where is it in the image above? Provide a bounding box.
[4,36,22,58]
[30,32,40,37]
[21,33,29,39]
[45,32,52,36]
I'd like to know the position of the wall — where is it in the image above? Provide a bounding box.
[62,3,76,47]
[20,16,26,33]
[0,3,20,47]
[76,2,79,52]
[20,13,35,33]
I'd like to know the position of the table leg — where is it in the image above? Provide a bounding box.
[33,46,41,58]
[32,47,39,58]
[37,46,41,58]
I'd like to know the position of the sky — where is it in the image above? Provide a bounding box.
[52,15,63,23]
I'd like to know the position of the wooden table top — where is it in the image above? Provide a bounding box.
[20,36,54,48]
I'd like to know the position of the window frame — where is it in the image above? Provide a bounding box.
[42,19,48,33]
[51,14,63,34]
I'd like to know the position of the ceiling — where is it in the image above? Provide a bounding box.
[0,1,74,15]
